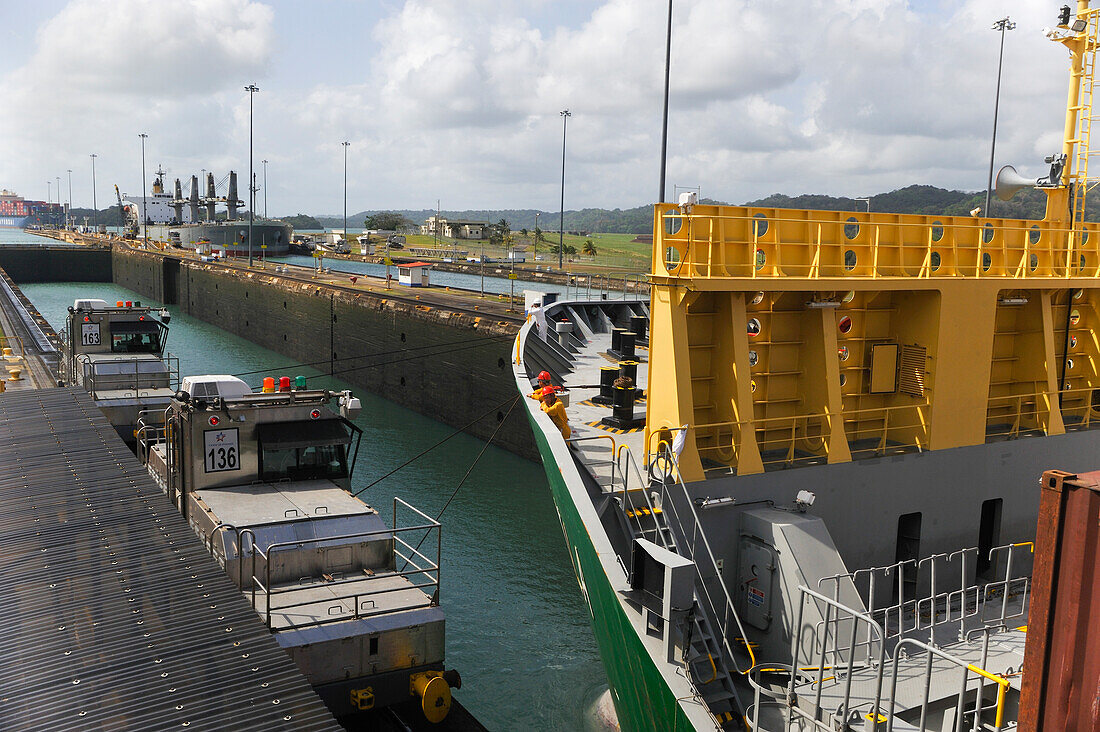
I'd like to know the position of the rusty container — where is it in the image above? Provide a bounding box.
[1018,469,1100,732]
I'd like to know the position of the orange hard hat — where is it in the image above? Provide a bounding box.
[541,386,557,398]
[537,370,552,381]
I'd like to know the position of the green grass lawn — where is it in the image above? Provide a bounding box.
[395,230,652,272]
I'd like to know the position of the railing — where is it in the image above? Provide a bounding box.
[692,401,929,470]
[232,497,441,631]
[746,585,1014,732]
[78,352,180,396]
[656,208,1099,280]
[986,384,1099,438]
[887,638,1012,732]
[644,438,758,675]
[818,541,1033,657]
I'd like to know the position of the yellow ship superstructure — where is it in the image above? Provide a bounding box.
[647,1,1100,484]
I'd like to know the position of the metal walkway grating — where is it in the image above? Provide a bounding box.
[0,387,341,732]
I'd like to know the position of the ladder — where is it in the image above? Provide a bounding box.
[1072,11,1100,254]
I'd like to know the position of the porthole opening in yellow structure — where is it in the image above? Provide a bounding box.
[838,315,853,334]
[1029,253,1038,271]
[844,217,859,240]
[1029,225,1041,245]
[842,291,855,303]
[931,252,941,271]
[931,222,943,242]
[750,291,765,305]
[755,249,766,270]
[748,350,758,367]
[664,209,682,235]
[838,345,850,361]
[748,318,761,337]
[982,223,994,244]
[844,250,857,271]
[752,213,768,237]
[1070,309,1081,326]
[982,252,992,272]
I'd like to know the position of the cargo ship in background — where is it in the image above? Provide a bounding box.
[0,189,64,228]
[516,3,1100,730]
[121,166,292,255]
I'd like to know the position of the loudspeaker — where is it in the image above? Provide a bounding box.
[995,165,1039,201]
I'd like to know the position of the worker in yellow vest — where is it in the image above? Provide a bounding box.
[540,386,571,439]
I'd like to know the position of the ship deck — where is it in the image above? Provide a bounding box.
[559,334,649,489]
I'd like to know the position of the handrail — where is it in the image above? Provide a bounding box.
[656,208,1100,281]
[789,585,887,728]
[239,512,441,631]
[888,638,1010,732]
[650,439,758,675]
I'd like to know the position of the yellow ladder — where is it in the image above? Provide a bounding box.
[1073,12,1100,242]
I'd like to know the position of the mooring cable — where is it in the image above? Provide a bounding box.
[352,393,522,499]
[230,332,514,380]
[397,393,523,573]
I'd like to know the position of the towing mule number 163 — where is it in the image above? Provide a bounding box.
[204,428,240,473]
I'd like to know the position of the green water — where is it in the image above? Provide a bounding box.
[21,281,608,731]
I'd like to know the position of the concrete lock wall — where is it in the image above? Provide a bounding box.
[111,248,536,459]
[0,248,112,283]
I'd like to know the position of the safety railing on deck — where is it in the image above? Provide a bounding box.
[564,271,649,301]
[817,541,1033,658]
[986,385,1099,438]
[657,208,1099,280]
[225,497,441,631]
[692,401,929,470]
[746,584,1014,732]
[78,352,180,396]
[642,437,758,675]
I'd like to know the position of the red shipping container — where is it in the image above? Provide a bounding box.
[1019,469,1100,732]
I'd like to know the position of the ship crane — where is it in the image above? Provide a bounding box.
[114,184,138,238]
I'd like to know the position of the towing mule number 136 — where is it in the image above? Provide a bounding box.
[204,428,240,473]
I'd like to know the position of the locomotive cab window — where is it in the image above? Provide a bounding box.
[110,321,164,353]
[257,420,353,482]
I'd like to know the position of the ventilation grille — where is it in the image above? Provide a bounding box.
[899,345,927,397]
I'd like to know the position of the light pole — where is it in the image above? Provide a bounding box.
[342,141,350,251]
[855,197,871,212]
[559,109,571,270]
[56,176,61,228]
[658,0,673,203]
[46,181,51,227]
[534,211,540,260]
[262,159,268,218]
[90,154,98,231]
[139,133,148,247]
[984,17,1015,218]
[66,169,72,229]
[245,84,259,266]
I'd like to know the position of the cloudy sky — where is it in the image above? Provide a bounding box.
[0,0,1077,216]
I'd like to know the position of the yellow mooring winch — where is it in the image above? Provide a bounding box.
[410,671,452,723]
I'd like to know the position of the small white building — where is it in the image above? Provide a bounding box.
[421,216,485,239]
[398,261,433,287]
[508,245,529,263]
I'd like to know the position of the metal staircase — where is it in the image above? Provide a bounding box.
[613,444,746,725]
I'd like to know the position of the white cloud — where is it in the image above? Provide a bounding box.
[0,0,1084,215]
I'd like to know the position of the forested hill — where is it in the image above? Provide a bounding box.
[310,184,1063,234]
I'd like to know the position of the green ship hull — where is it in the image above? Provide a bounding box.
[526,412,694,732]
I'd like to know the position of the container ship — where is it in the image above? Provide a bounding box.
[0,189,63,228]
[122,167,292,255]
[515,3,1100,729]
